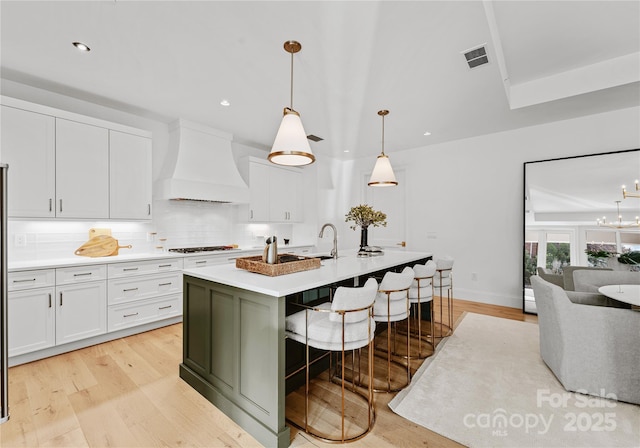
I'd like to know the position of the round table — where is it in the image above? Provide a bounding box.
[598,284,640,307]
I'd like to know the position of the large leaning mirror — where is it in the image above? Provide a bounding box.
[523,149,640,313]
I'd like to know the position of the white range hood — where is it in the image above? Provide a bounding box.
[157,119,249,203]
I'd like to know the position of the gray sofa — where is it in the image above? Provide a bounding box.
[536,266,613,291]
[531,275,640,405]
[572,269,640,293]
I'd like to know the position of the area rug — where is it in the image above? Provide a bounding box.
[389,312,640,448]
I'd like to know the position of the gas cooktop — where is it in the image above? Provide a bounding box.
[168,246,236,254]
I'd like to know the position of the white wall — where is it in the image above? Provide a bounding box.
[346,106,640,308]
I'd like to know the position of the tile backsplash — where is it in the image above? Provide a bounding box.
[8,199,316,262]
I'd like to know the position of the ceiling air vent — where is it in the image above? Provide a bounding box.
[463,45,489,69]
[307,134,323,142]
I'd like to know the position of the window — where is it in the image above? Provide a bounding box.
[545,232,571,274]
[620,232,640,253]
[585,230,616,267]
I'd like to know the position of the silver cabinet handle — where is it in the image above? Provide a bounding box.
[123,312,139,318]
[159,282,172,287]
[13,278,36,283]
[48,293,52,308]
[195,260,207,265]
[123,288,138,292]
[59,292,63,306]
[159,305,172,310]
[73,272,92,277]
[123,267,139,271]
[49,198,53,212]
[59,199,63,212]
[250,209,254,219]
[147,203,151,216]
[158,264,172,268]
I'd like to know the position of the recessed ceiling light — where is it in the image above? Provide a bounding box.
[343,150,350,153]
[423,131,431,136]
[220,99,230,107]
[72,42,91,52]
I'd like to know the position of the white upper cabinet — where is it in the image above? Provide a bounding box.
[1,97,152,220]
[248,160,270,221]
[56,118,110,219]
[247,158,303,222]
[1,105,56,218]
[110,130,152,219]
[269,167,301,222]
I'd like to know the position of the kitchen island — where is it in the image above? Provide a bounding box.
[179,250,431,448]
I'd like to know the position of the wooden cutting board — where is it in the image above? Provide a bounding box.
[89,227,112,238]
[75,235,132,257]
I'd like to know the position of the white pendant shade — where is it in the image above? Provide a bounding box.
[269,110,315,166]
[368,153,398,186]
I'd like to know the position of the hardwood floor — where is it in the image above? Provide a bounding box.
[0,298,536,448]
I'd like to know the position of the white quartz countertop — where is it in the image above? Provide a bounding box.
[8,251,185,271]
[7,245,311,271]
[183,250,432,297]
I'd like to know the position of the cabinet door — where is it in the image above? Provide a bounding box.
[1,105,56,218]
[248,161,270,221]
[55,118,109,218]
[8,287,56,357]
[269,167,302,222]
[110,130,152,219]
[55,281,107,345]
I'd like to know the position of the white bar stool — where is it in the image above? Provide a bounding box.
[372,266,414,393]
[433,257,454,338]
[285,278,378,443]
[409,260,437,358]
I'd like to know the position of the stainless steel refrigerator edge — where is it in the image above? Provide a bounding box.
[1,163,8,424]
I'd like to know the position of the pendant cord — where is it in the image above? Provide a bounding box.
[290,50,294,110]
[381,114,385,156]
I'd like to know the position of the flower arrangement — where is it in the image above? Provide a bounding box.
[345,204,387,230]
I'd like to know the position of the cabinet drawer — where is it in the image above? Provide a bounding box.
[108,272,183,305]
[108,294,182,331]
[56,265,107,284]
[108,258,183,278]
[8,269,55,291]
[183,254,237,269]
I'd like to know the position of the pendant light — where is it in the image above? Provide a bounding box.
[368,110,398,186]
[268,40,315,166]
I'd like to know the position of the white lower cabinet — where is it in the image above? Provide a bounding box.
[8,257,183,364]
[54,264,107,345]
[55,281,107,345]
[106,258,183,332]
[108,294,181,332]
[8,286,55,357]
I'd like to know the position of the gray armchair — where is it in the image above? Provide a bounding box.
[531,276,640,405]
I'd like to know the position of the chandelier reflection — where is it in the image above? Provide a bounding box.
[597,200,640,228]
[622,180,640,199]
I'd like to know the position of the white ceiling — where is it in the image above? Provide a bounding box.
[1,0,639,161]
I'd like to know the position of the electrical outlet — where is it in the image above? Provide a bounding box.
[471,272,478,281]
[15,233,26,247]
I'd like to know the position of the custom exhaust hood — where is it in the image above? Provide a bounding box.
[157,119,250,203]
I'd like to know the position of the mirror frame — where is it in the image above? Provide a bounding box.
[522,148,640,313]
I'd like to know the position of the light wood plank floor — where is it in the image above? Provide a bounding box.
[0,298,536,448]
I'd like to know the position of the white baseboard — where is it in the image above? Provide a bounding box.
[9,316,182,367]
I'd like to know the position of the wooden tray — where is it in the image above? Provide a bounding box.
[235,254,321,276]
